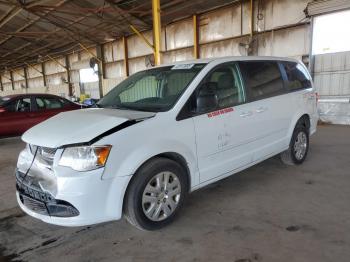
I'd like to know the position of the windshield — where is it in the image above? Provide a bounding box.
[97,63,206,112]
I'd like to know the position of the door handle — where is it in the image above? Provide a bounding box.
[239,111,253,118]
[255,107,267,113]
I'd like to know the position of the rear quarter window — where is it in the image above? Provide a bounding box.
[280,61,312,91]
[239,61,285,101]
[59,98,71,106]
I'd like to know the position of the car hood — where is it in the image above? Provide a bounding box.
[22,108,155,148]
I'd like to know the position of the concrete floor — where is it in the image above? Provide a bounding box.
[0,125,349,262]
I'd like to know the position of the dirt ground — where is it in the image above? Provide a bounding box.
[0,124,349,262]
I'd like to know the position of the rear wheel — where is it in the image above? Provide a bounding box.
[281,126,309,165]
[124,157,188,230]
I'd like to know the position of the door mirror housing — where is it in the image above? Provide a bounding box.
[196,85,218,113]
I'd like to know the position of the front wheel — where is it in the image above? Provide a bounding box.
[123,158,188,230]
[281,126,309,165]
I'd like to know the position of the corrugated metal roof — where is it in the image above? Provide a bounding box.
[0,0,238,71]
[305,0,350,16]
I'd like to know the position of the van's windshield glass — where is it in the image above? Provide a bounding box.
[97,64,206,112]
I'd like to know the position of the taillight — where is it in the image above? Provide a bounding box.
[0,107,5,113]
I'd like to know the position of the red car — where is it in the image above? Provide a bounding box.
[0,93,82,137]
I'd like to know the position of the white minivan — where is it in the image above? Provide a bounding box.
[16,56,318,230]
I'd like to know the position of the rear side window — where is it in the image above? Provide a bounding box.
[280,62,311,91]
[36,97,63,110]
[239,61,284,101]
[45,98,63,109]
[35,98,45,110]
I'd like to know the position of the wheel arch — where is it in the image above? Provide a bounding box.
[288,113,311,141]
[297,114,311,130]
[122,152,192,212]
[154,152,191,189]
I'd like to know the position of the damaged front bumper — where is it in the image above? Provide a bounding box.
[16,169,80,218]
[16,146,131,227]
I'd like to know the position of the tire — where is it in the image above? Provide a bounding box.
[281,125,309,165]
[123,157,189,230]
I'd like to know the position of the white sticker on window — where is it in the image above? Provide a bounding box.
[171,64,195,70]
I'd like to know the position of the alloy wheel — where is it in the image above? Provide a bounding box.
[142,171,181,222]
[294,131,307,160]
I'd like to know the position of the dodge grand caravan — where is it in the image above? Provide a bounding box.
[16,57,318,230]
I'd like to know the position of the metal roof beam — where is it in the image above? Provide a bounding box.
[0,0,68,47]
[0,8,95,65]
[22,7,98,45]
[0,6,22,29]
[105,0,151,28]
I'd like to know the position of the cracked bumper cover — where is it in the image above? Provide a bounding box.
[16,169,80,218]
[15,165,132,227]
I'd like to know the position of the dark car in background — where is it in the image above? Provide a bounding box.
[0,93,81,137]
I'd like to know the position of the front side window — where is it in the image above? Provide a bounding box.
[239,61,284,101]
[280,62,312,91]
[6,97,31,112]
[97,64,206,112]
[178,63,245,119]
[198,63,245,110]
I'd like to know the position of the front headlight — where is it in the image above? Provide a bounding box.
[58,145,112,171]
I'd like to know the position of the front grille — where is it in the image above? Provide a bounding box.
[40,147,56,157]
[38,146,56,165]
[20,194,48,215]
[16,169,79,217]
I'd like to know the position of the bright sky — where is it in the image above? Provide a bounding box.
[79,65,99,83]
[313,10,350,55]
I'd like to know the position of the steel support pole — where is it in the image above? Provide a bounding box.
[65,55,73,96]
[152,0,162,65]
[123,36,129,77]
[24,67,29,90]
[0,75,3,91]
[41,62,47,87]
[193,14,199,59]
[10,71,14,90]
[250,0,254,38]
[96,45,105,98]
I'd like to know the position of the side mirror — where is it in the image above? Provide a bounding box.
[196,87,218,113]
